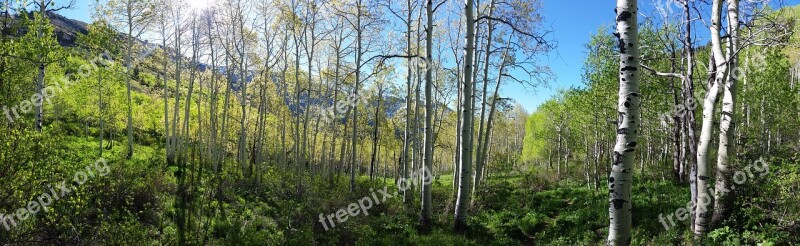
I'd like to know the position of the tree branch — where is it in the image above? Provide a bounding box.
[641,64,685,79]
[476,15,549,45]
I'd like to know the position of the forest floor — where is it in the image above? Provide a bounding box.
[8,134,795,245]
[283,166,795,245]
[276,170,719,245]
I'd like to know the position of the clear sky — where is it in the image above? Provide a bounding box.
[524,0,616,113]
[511,0,799,113]
[56,0,799,113]
[58,0,92,22]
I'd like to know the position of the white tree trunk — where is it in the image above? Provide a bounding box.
[695,0,728,235]
[454,0,476,232]
[34,1,45,132]
[420,0,434,230]
[478,36,510,191]
[713,0,739,226]
[350,0,364,192]
[125,2,134,158]
[679,0,700,231]
[162,13,171,166]
[402,0,413,203]
[169,8,183,165]
[474,0,496,193]
[607,0,640,244]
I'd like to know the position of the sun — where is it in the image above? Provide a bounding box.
[186,0,212,10]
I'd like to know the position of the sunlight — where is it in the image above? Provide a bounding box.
[186,0,212,10]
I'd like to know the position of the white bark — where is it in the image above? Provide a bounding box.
[713,0,739,226]
[681,0,699,231]
[31,1,45,132]
[478,38,509,192]
[169,7,183,164]
[695,0,728,235]
[420,0,434,230]
[402,0,413,203]
[235,2,249,178]
[607,0,640,244]
[474,0,496,193]
[454,0,476,232]
[350,0,364,192]
[161,6,171,166]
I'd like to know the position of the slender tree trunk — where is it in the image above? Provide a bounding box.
[187,16,202,241]
[237,7,250,178]
[584,135,591,189]
[350,1,363,192]
[669,46,683,182]
[402,0,413,203]
[370,87,383,182]
[412,8,424,198]
[607,0,640,244]
[593,111,600,190]
[125,3,134,158]
[280,35,289,170]
[454,0,476,232]
[477,37,509,191]
[681,0,699,231]
[98,67,104,156]
[339,107,349,182]
[474,0,495,193]
[218,38,234,215]
[556,123,562,179]
[695,0,728,235]
[181,16,198,174]
[453,58,462,193]
[712,0,739,226]
[169,9,183,165]
[293,18,301,172]
[35,64,44,131]
[329,34,342,185]
[205,13,226,222]
[302,18,318,177]
[310,69,326,175]
[280,71,287,168]
[420,0,434,231]
[162,15,171,165]
[178,16,200,245]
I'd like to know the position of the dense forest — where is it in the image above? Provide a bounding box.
[0,0,798,245]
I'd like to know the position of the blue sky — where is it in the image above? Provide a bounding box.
[522,0,615,113]
[57,0,612,114]
[512,0,799,113]
[58,0,92,23]
[57,0,799,113]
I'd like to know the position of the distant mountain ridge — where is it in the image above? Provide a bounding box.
[47,12,89,46]
[9,12,90,46]
[25,13,447,125]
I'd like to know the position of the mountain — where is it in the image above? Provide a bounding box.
[30,13,447,125]
[47,13,89,46]
[9,12,90,46]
